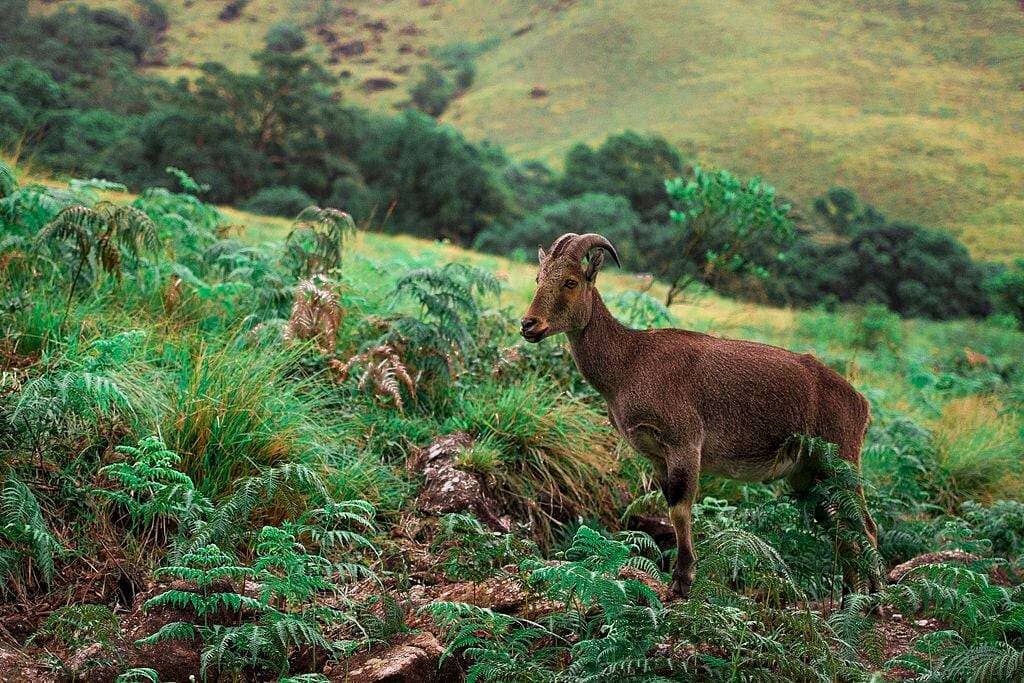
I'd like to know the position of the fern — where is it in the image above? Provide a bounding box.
[0,473,62,594]
[165,166,209,195]
[283,277,342,354]
[0,160,16,199]
[115,668,161,683]
[95,435,212,544]
[431,512,535,582]
[38,201,160,285]
[29,604,120,649]
[332,344,415,411]
[698,527,803,604]
[389,262,500,378]
[283,206,355,277]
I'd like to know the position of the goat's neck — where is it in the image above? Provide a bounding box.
[567,290,632,397]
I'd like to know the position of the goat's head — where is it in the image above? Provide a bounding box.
[521,233,620,342]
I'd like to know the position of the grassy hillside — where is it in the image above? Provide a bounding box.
[30,0,1024,261]
[4,160,1024,679]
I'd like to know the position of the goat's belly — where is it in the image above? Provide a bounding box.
[700,447,801,482]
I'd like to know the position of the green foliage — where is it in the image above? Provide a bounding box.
[95,435,212,543]
[410,64,457,117]
[561,131,686,224]
[474,192,642,263]
[813,186,886,236]
[137,495,377,679]
[852,303,904,351]
[115,668,160,683]
[988,259,1024,329]
[241,185,315,218]
[37,202,160,287]
[265,21,307,54]
[777,215,992,320]
[0,159,16,198]
[357,110,512,244]
[793,435,886,593]
[283,206,355,277]
[390,262,500,377]
[431,513,535,582]
[609,290,675,329]
[660,166,794,305]
[30,604,120,649]
[0,474,62,594]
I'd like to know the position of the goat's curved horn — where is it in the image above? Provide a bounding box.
[568,233,621,269]
[547,232,580,259]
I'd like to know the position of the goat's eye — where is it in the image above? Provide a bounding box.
[564,280,578,289]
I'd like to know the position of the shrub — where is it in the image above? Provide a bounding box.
[473,193,642,262]
[842,222,992,319]
[851,303,903,351]
[813,186,886,235]
[410,64,455,117]
[988,259,1024,329]
[265,21,306,54]
[240,185,314,218]
[560,131,687,223]
[775,212,992,320]
[658,167,794,304]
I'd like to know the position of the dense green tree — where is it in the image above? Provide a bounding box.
[773,222,991,320]
[356,111,511,243]
[474,193,642,261]
[560,131,687,223]
[840,222,990,318]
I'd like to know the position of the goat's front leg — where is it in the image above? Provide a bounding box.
[662,447,700,598]
[625,421,702,597]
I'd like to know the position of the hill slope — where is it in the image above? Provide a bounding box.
[30,0,1024,261]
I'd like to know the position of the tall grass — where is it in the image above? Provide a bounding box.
[931,395,1024,506]
[162,341,335,499]
[447,374,619,539]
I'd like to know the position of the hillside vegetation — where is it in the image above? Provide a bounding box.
[2,160,1024,680]
[29,0,1024,262]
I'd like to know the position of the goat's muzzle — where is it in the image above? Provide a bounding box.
[520,316,548,343]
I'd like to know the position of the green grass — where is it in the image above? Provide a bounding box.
[6,160,1024,680]
[30,0,1024,261]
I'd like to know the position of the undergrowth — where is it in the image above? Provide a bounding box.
[1,160,1022,681]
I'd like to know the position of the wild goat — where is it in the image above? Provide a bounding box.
[521,233,878,597]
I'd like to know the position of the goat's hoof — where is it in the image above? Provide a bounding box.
[669,575,691,599]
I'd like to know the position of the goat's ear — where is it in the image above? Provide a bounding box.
[537,246,547,263]
[584,250,605,282]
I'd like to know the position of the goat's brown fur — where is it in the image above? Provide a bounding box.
[522,233,878,597]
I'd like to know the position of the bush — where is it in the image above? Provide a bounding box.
[775,222,992,320]
[240,186,314,217]
[265,21,306,54]
[474,193,642,262]
[813,186,886,235]
[560,131,687,223]
[988,259,1024,329]
[851,303,903,351]
[356,110,511,244]
[656,167,794,304]
[410,64,456,117]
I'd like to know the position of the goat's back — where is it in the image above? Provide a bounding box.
[614,328,868,479]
